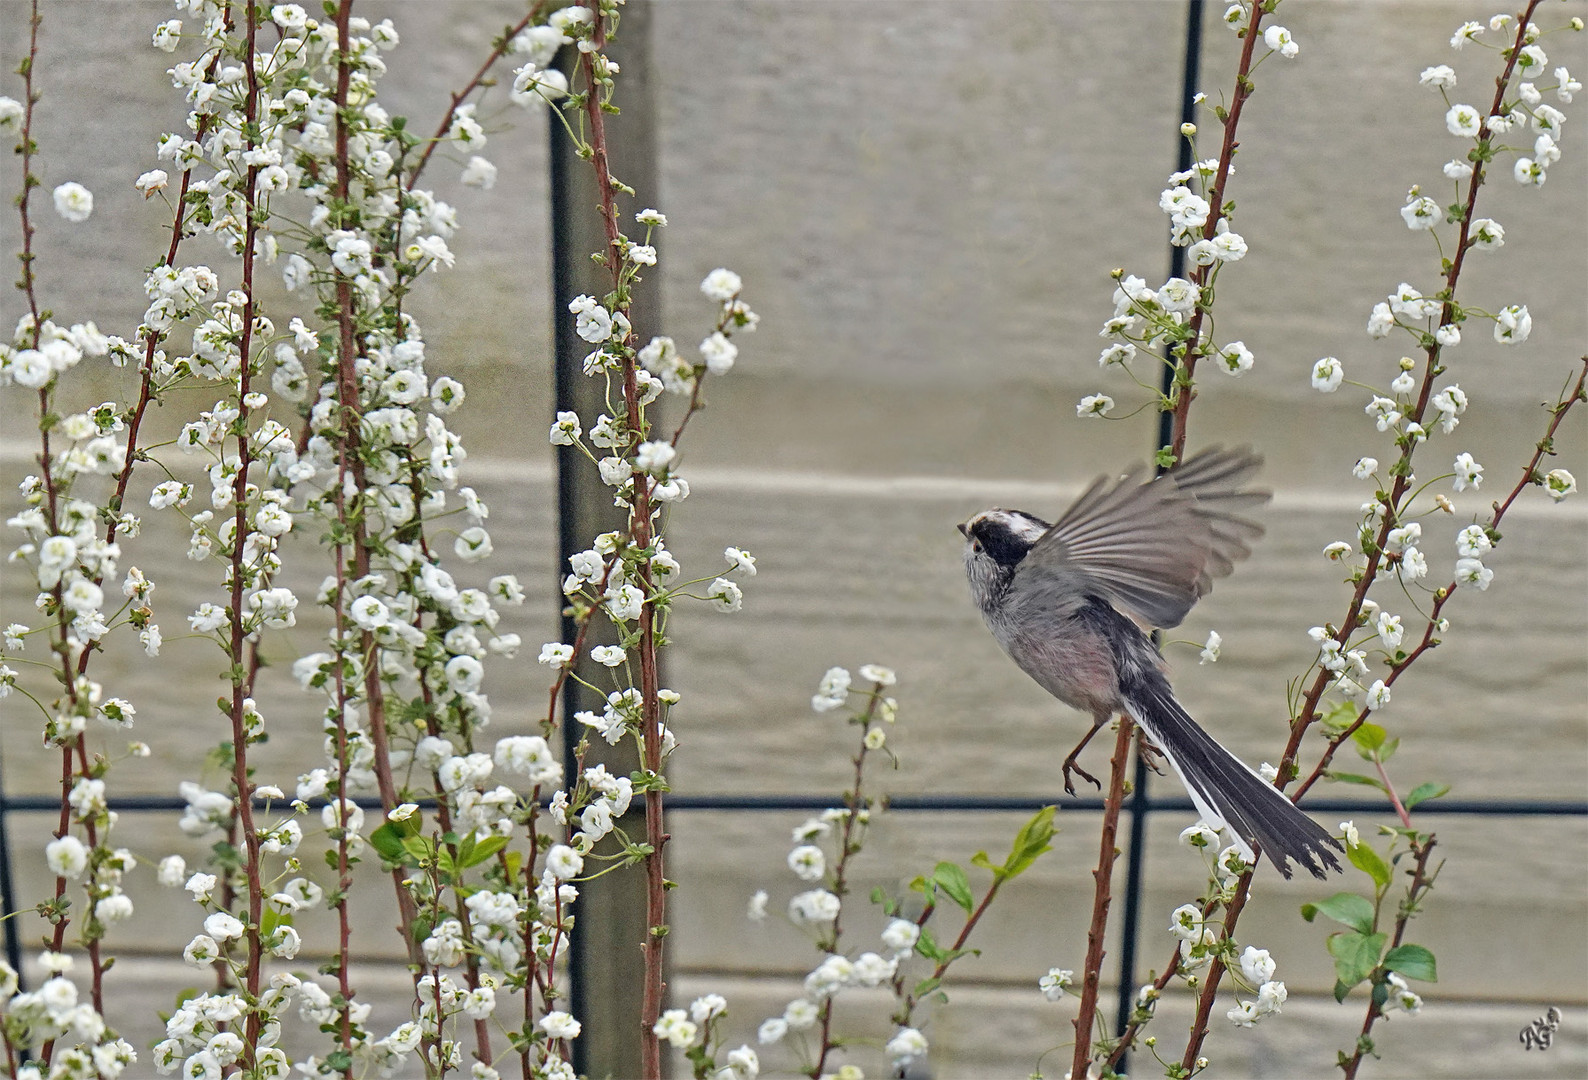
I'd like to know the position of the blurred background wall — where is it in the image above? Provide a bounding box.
[0,2,1584,1077]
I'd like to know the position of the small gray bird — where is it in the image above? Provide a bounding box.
[959,446,1343,879]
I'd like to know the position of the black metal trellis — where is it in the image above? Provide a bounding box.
[1,4,1585,1080]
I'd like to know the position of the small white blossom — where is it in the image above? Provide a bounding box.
[885,1027,929,1066]
[1451,452,1483,491]
[540,1011,582,1040]
[52,182,94,222]
[1311,356,1344,392]
[699,332,738,375]
[706,577,742,613]
[1382,972,1423,1015]
[1199,630,1221,664]
[549,411,582,445]
[547,844,583,880]
[1400,196,1440,230]
[1239,946,1276,986]
[538,642,574,666]
[1039,968,1074,1001]
[460,155,497,189]
[1543,469,1576,501]
[1444,104,1483,137]
[1077,393,1115,418]
[1455,557,1494,590]
[1494,305,1531,344]
[1215,341,1254,377]
[787,845,826,882]
[1169,903,1204,941]
[701,268,743,302]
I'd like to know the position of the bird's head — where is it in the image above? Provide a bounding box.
[958,508,1050,608]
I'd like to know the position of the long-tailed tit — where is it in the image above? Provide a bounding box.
[959,446,1343,879]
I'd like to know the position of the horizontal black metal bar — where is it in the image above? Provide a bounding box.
[0,793,1581,816]
[668,794,1588,817]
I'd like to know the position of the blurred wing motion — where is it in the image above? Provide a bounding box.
[1015,446,1269,629]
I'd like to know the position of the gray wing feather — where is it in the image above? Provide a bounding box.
[1012,446,1269,629]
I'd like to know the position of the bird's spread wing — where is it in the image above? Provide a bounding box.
[1011,446,1269,629]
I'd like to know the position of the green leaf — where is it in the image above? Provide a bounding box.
[1327,930,1388,988]
[1403,782,1450,810]
[1301,892,1375,934]
[915,927,946,963]
[368,822,410,863]
[932,863,974,913]
[1383,944,1438,983]
[1348,840,1392,890]
[1325,771,1388,793]
[999,805,1057,879]
[1352,723,1387,756]
[461,835,508,868]
[1333,978,1353,1004]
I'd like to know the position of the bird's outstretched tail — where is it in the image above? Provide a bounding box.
[1123,677,1344,880]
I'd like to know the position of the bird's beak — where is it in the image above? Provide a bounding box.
[956,522,970,539]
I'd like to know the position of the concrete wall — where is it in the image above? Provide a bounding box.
[0,2,1584,1076]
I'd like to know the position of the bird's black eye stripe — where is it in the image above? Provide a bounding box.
[970,519,1032,568]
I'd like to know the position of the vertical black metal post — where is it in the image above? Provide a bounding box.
[549,3,659,1076]
[0,759,21,988]
[1114,0,1205,1062]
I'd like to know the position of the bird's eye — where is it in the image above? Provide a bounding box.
[971,540,982,554]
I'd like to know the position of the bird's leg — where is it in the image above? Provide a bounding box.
[1134,727,1168,778]
[1061,717,1107,797]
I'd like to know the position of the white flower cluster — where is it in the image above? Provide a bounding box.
[1164,874,1287,1027]
[752,669,913,1071]
[0,953,135,1077]
[1079,110,1262,413]
[1429,22,1575,190]
[649,995,759,1079]
[1307,622,1394,707]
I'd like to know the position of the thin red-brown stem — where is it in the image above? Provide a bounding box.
[1292,355,1586,800]
[889,872,1006,1071]
[1167,7,1549,1068]
[807,695,884,1080]
[13,14,83,1065]
[1172,345,1575,1067]
[1070,718,1133,1080]
[1167,1,1268,461]
[1083,8,1265,1065]
[406,5,547,190]
[575,4,668,1073]
[1340,838,1437,1079]
[518,795,550,1079]
[1278,0,1545,787]
[225,2,266,1067]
